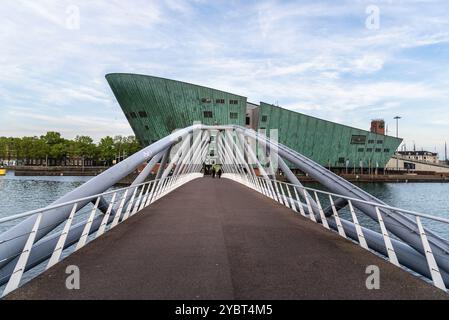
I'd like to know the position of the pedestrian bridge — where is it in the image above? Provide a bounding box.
[0,125,448,299]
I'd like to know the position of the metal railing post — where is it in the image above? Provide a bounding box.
[47,203,78,269]
[314,192,330,229]
[2,213,42,297]
[348,200,368,249]
[96,192,117,237]
[375,207,399,267]
[110,190,129,229]
[75,197,100,251]
[329,195,346,238]
[303,189,317,222]
[416,216,446,290]
[294,187,307,217]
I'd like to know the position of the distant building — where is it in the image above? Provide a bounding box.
[370,119,385,135]
[396,151,439,164]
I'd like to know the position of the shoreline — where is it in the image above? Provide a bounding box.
[293,174,449,183]
[3,167,449,184]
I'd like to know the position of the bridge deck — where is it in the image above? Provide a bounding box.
[6,177,448,299]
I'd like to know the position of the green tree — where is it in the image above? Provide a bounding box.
[74,135,96,168]
[40,131,63,146]
[0,132,142,167]
[98,136,115,165]
[123,135,141,155]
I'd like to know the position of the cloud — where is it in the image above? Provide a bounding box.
[1,0,449,156]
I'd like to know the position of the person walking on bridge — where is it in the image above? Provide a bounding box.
[212,163,221,179]
[217,166,222,179]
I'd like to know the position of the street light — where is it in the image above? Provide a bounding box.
[394,116,402,172]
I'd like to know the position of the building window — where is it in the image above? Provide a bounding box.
[245,116,250,125]
[377,140,383,144]
[366,148,373,152]
[216,99,225,104]
[338,157,345,164]
[201,98,211,103]
[230,112,238,119]
[230,100,239,105]
[130,112,137,119]
[144,125,149,130]
[203,111,213,118]
[368,139,375,144]
[138,111,148,118]
[384,148,390,153]
[350,135,366,144]
[261,115,268,122]
[375,148,382,152]
[210,150,215,157]
[358,148,364,152]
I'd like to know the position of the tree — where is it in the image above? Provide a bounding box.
[77,136,96,157]
[123,135,141,155]
[74,135,96,168]
[39,132,64,165]
[98,136,115,166]
[0,132,142,167]
[40,131,63,146]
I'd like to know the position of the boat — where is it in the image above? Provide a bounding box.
[0,167,6,176]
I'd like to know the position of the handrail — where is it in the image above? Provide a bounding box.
[0,177,169,224]
[223,172,449,291]
[0,172,204,297]
[261,177,449,225]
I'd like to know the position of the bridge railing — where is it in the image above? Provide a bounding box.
[0,172,202,297]
[223,172,449,292]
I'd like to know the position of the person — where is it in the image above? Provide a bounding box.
[211,166,216,178]
[217,167,222,179]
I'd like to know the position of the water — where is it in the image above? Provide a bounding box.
[0,171,93,219]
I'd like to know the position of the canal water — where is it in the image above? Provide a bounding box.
[0,171,449,236]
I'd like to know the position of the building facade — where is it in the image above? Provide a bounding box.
[396,151,439,164]
[106,73,402,170]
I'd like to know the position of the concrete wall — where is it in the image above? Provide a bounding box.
[386,157,449,173]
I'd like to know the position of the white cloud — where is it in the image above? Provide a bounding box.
[0,0,448,156]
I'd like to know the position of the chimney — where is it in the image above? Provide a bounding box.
[370,119,385,135]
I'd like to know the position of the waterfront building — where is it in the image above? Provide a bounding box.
[106,73,402,171]
[396,150,439,164]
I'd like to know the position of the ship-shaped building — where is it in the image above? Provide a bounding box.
[106,73,402,170]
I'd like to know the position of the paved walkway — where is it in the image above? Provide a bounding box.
[6,177,448,299]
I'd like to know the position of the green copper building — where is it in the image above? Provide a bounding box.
[106,73,402,170]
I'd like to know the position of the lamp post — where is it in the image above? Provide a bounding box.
[394,116,401,172]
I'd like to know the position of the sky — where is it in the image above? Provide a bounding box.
[1,0,449,158]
